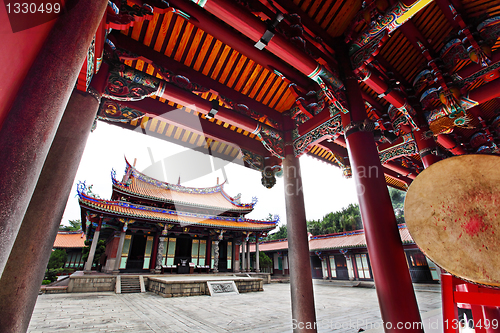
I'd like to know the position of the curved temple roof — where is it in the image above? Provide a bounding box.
[111,160,256,213]
[78,192,276,231]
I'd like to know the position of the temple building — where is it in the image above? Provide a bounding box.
[250,224,440,283]
[77,160,277,274]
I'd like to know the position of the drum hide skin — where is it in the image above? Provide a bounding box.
[405,154,500,287]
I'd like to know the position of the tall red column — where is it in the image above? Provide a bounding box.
[283,131,317,332]
[0,0,108,276]
[340,54,423,332]
[0,86,104,332]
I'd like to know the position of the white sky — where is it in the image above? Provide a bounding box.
[61,121,359,230]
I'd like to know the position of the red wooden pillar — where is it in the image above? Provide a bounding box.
[340,53,423,332]
[151,232,160,271]
[234,243,240,273]
[441,274,459,333]
[283,122,317,332]
[0,0,108,276]
[0,76,106,331]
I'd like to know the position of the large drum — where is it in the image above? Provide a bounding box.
[405,154,500,287]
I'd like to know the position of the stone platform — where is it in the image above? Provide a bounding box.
[45,272,266,297]
[148,274,263,298]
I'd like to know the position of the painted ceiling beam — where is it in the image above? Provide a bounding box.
[111,98,271,157]
[166,0,313,90]
[350,0,433,55]
[188,0,342,90]
[111,32,284,129]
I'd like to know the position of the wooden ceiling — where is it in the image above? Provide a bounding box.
[96,0,500,191]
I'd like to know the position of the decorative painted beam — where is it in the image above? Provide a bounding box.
[100,97,271,157]
[349,0,433,58]
[377,133,418,164]
[102,62,286,157]
[111,32,283,129]
[292,112,343,157]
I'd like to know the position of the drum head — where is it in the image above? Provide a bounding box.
[405,154,500,287]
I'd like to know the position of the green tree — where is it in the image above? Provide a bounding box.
[388,187,406,224]
[44,249,67,283]
[81,239,106,265]
[259,252,272,269]
[47,249,67,269]
[59,219,82,231]
[266,224,287,240]
[307,203,363,236]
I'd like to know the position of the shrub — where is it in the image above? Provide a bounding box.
[47,249,67,270]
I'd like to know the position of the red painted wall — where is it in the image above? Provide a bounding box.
[0,8,56,129]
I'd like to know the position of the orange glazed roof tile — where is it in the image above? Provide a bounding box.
[78,192,276,231]
[249,225,413,252]
[112,161,255,213]
[53,231,86,249]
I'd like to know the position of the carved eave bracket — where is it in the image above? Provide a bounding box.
[378,133,418,164]
[292,112,343,157]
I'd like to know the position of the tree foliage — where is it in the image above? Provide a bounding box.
[259,251,272,268]
[266,224,287,240]
[59,219,82,231]
[388,187,406,224]
[306,203,362,236]
[47,249,67,269]
[81,239,106,264]
[44,249,67,283]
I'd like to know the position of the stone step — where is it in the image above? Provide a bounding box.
[119,276,142,294]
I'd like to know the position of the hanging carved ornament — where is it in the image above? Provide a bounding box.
[257,126,285,159]
[342,165,352,179]
[293,114,343,157]
[97,99,145,123]
[261,168,277,189]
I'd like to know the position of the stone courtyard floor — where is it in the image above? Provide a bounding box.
[28,281,442,332]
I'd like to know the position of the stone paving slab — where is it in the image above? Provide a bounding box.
[28,283,442,332]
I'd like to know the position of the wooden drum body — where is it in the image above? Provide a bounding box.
[405,154,500,287]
